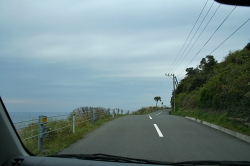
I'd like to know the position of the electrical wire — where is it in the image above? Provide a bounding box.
[172,2,218,73]
[165,76,172,88]
[209,17,250,55]
[177,6,237,78]
[167,78,172,88]
[167,0,208,73]
[171,1,214,73]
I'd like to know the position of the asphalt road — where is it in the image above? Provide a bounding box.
[60,110,250,162]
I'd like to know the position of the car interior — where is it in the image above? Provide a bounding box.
[1,0,250,166]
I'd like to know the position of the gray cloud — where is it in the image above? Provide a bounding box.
[0,0,249,112]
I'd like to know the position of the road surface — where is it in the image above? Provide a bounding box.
[60,110,250,162]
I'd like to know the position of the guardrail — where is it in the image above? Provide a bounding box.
[13,107,129,151]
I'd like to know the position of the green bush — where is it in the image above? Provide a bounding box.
[172,42,250,119]
[132,106,165,115]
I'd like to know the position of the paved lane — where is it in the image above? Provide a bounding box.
[60,110,250,162]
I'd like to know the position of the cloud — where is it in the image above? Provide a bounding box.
[0,0,249,112]
[4,98,40,105]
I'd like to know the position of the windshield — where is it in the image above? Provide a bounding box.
[1,0,250,163]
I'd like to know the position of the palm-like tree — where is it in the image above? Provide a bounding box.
[154,96,161,107]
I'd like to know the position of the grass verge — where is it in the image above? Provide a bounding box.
[131,106,167,115]
[171,110,250,136]
[21,115,125,156]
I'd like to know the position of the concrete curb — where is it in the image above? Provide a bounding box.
[185,116,250,144]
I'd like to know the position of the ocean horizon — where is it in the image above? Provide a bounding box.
[8,111,71,124]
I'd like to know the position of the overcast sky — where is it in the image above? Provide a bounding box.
[0,0,249,113]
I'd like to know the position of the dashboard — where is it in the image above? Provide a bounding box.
[3,156,166,166]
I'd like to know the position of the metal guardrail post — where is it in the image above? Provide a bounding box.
[38,116,42,151]
[95,111,97,121]
[21,118,23,129]
[38,115,47,151]
[107,108,110,120]
[73,113,75,133]
[92,109,96,125]
[92,109,94,124]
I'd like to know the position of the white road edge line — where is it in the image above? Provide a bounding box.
[154,124,164,137]
[149,115,152,119]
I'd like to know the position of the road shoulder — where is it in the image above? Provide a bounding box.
[185,116,250,143]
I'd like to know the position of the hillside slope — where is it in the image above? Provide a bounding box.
[172,42,250,118]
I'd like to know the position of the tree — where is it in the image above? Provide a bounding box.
[244,42,250,50]
[154,96,161,107]
[185,67,200,76]
[198,55,217,74]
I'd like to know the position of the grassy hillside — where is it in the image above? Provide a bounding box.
[172,42,250,119]
[131,106,166,115]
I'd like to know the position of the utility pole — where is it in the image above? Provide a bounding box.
[165,73,178,112]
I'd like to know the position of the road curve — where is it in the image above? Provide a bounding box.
[60,109,250,162]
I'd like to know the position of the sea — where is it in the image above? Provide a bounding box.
[8,111,71,124]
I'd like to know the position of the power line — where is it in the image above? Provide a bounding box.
[172,1,216,73]
[177,6,237,78]
[209,17,250,55]
[171,1,213,73]
[167,78,172,88]
[167,0,208,73]
[165,75,172,88]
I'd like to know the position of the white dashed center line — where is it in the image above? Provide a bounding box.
[149,115,152,119]
[154,124,164,137]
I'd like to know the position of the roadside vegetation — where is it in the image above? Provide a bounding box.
[171,42,250,135]
[18,109,125,156]
[171,110,250,136]
[132,106,168,115]
[154,96,162,107]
